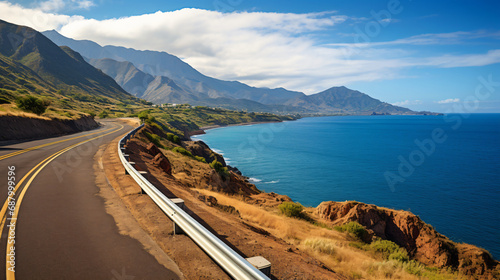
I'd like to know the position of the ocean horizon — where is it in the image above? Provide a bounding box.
[193,113,500,259]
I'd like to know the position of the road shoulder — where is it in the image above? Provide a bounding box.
[94,137,185,279]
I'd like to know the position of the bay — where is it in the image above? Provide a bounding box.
[193,114,500,259]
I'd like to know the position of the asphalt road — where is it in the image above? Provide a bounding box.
[0,120,182,280]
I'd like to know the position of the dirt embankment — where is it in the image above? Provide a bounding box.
[316,201,500,277]
[0,115,99,141]
[108,123,498,279]
[109,126,346,279]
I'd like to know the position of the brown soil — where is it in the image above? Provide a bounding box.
[101,134,347,279]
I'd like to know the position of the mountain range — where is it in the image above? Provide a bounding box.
[42,30,425,115]
[0,20,138,107]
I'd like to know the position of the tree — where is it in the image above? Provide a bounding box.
[15,95,50,115]
[98,110,109,118]
[138,111,149,123]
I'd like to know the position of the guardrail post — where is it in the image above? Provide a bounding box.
[123,154,130,174]
[246,256,272,277]
[170,198,185,235]
[138,171,148,194]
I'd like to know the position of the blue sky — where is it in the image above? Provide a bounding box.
[1,0,500,112]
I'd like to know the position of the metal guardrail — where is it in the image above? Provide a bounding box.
[118,124,270,280]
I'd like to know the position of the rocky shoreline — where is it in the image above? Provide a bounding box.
[184,122,499,278]
[316,201,499,276]
[128,121,499,278]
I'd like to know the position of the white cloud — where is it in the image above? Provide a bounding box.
[392,100,422,106]
[437,98,460,104]
[73,0,95,10]
[425,50,500,68]
[326,30,500,50]
[0,1,83,30]
[0,3,499,95]
[39,0,66,12]
[37,0,94,12]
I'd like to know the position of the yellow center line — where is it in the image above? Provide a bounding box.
[2,123,124,279]
[0,123,121,229]
[0,125,117,161]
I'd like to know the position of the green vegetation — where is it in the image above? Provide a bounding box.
[145,132,164,148]
[278,201,304,218]
[138,110,149,122]
[98,110,109,118]
[166,132,180,144]
[172,147,192,157]
[15,95,50,115]
[172,147,207,163]
[349,237,466,279]
[334,221,369,241]
[209,160,230,179]
[194,156,207,163]
[369,240,410,262]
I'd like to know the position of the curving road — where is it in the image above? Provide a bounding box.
[0,120,182,280]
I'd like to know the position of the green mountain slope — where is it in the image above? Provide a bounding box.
[0,53,55,97]
[0,20,138,106]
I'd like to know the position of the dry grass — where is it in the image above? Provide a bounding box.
[0,107,51,120]
[0,104,88,120]
[196,189,467,280]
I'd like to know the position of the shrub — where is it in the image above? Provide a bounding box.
[15,95,50,115]
[303,238,336,255]
[138,110,149,122]
[195,156,207,163]
[209,160,229,179]
[278,201,303,218]
[173,147,193,157]
[145,132,163,148]
[98,110,109,118]
[369,239,409,262]
[389,249,409,262]
[402,260,424,276]
[166,132,181,144]
[334,221,368,241]
[145,115,156,124]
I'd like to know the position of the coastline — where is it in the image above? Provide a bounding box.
[132,120,499,278]
[189,115,500,266]
[190,120,290,137]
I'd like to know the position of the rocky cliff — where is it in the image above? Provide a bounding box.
[316,201,499,276]
[0,115,99,141]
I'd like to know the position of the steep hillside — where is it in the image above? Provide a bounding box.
[87,58,202,103]
[0,53,55,97]
[43,30,305,106]
[0,20,138,106]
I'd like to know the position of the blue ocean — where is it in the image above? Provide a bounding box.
[193,114,500,259]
